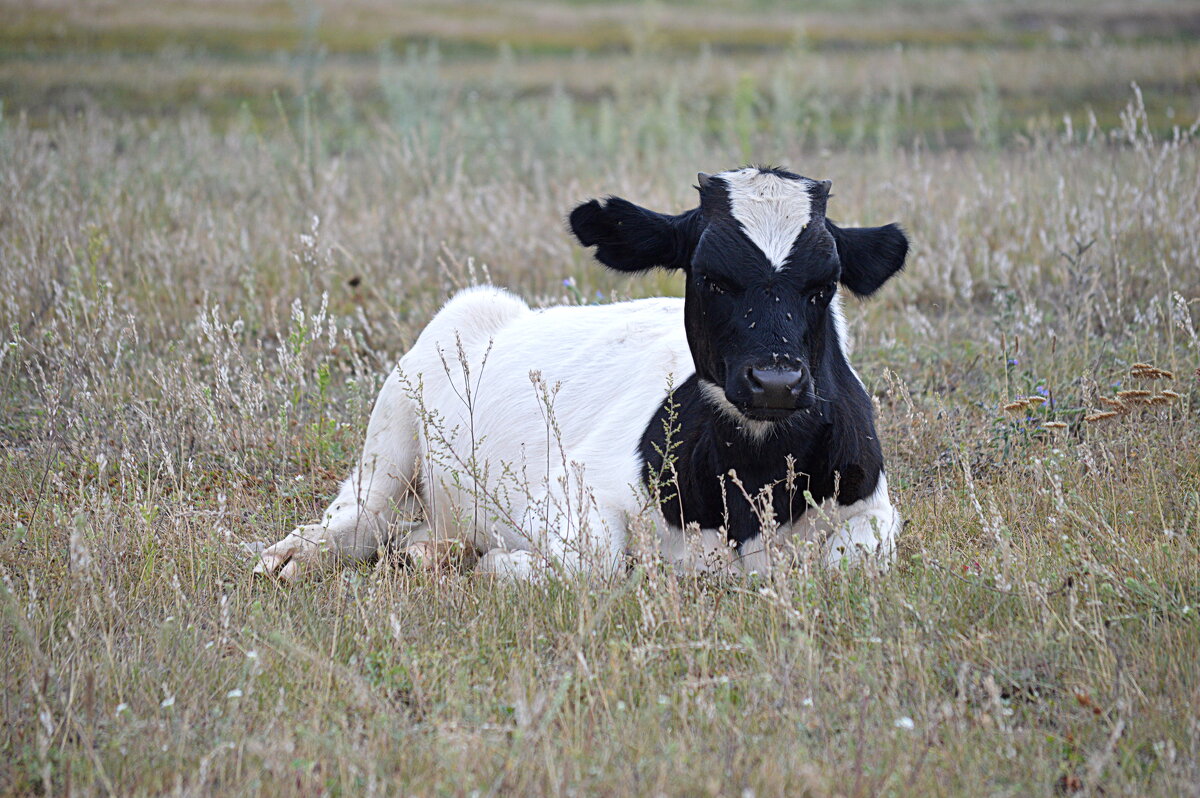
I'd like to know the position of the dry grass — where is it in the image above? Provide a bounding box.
[2,2,1200,795]
[3,0,1198,138]
[5,0,1197,54]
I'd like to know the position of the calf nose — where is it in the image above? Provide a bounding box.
[746,366,807,409]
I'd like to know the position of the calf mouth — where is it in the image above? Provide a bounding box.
[740,406,797,422]
[699,377,813,428]
[739,393,816,422]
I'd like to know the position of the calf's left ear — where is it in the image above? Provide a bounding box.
[826,220,909,297]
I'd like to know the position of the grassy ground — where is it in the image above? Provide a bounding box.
[2,1,1200,795]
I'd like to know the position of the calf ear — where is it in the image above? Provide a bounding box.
[569,197,699,273]
[826,220,908,297]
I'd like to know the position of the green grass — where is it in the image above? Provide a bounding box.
[2,1,1200,794]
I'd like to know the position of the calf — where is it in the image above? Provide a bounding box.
[254,167,907,581]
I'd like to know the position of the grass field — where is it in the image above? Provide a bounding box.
[1,1,1199,795]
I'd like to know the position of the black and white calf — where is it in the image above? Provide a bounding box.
[254,167,908,581]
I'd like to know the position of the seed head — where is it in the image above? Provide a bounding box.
[1098,396,1129,413]
[1131,363,1174,380]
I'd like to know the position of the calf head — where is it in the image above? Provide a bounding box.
[569,167,908,422]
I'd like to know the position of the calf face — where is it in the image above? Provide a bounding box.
[568,167,908,423]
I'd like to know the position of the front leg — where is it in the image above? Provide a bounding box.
[473,479,628,581]
[821,472,899,568]
[255,365,420,581]
[253,475,405,581]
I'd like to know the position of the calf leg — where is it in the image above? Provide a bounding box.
[821,473,899,568]
[255,366,421,581]
[474,482,627,581]
[401,524,479,572]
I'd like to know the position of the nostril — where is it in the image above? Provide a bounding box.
[750,367,801,385]
[748,367,806,406]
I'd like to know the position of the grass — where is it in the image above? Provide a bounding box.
[2,1,1200,794]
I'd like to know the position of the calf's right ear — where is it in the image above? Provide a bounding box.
[827,220,909,297]
[568,197,699,273]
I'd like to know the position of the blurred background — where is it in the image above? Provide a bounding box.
[3,0,1196,147]
[4,0,1196,310]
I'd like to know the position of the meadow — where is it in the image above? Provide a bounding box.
[1,0,1199,794]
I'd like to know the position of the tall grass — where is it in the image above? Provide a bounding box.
[1,32,1199,797]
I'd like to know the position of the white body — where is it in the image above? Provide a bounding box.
[255,287,899,580]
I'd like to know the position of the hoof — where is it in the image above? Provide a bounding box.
[402,539,477,572]
[252,529,332,582]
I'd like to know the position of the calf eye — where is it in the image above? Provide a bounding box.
[809,281,837,305]
[703,275,736,296]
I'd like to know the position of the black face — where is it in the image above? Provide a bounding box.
[685,176,842,419]
[568,166,909,424]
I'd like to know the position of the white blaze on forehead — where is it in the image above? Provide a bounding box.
[720,168,817,272]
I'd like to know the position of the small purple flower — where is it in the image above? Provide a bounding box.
[1007,358,1019,367]
[1035,385,1049,396]
[563,277,575,288]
